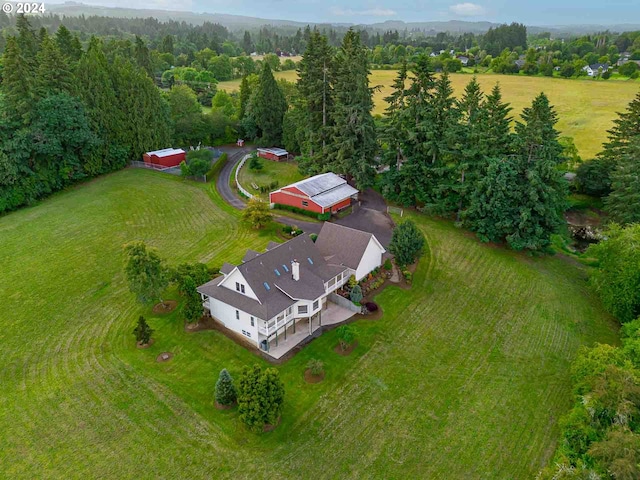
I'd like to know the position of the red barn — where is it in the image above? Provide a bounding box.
[143,148,186,168]
[270,172,359,214]
[257,147,289,162]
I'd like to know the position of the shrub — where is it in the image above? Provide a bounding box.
[365,301,378,312]
[307,359,324,376]
[389,220,425,267]
[310,233,318,242]
[237,364,285,431]
[273,203,321,220]
[317,212,331,221]
[336,325,355,351]
[215,368,237,406]
[249,153,263,170]
[350,284,363,304]
[133,315,153,345]
[403,270,412,283]
[348,274,358,289]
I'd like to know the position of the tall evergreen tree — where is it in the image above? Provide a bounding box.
[480,83,513,156]
[160,34,174,54]
[327,29,377,188]
[15,14,37,61]
[605,138,640,225]
[252,62,287,145]
[134,35,152,76]
[1,37,35,125]
[238,75,251,121]
[296,30,333,170]
[55,25,82,61]
[35,35,74,98]
[455,77,484,220]
[599,91,640,165]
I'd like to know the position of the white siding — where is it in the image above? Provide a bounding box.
[355,237,384,280]
[208,297,260,346]
[218,269,259,301]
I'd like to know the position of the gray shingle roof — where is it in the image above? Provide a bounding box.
[266,241,281,251]
[242,249,261,262]
[315,222,385,270]
[199,234,349,319]
[197,277,294,320]
[220,262,235,275]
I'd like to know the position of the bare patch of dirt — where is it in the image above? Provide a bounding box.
[304,369,325,383]
[263,416,281,432]
[215,401,236,410]
[334,340,358,356]
[564,209,602,227]
[152,300,177,314]
[136,338,155,349]
[156,352,173,363]
[185,315,217,332]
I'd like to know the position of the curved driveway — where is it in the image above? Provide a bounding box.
[215,146,322,234]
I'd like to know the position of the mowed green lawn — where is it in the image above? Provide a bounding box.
[238,158,304,199]
[0,169,618,478]
[218,70,639,159]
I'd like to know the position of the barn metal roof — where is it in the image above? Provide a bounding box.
[282,172,359,207]
[146,148,185,157]
[257,148,289,156]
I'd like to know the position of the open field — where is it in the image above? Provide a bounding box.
[238,158,304,199]
[218,70,640,158]
[0,169,618,478]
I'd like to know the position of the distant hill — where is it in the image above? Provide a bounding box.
[43,2,640,34]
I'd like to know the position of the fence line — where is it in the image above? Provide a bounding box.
[235,154,254,199]
[387,206,404,217]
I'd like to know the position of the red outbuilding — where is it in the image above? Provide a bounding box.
[257,147,290,162]
[269,172,359,214]
[143,148,186,168]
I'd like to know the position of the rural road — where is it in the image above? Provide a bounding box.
[216,146,322,234]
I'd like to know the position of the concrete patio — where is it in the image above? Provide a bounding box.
[265,301,355,359]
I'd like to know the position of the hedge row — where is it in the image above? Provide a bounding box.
[273,203,330,221]
[206,153,227,182]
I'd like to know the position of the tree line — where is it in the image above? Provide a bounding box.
[0,16,174,213]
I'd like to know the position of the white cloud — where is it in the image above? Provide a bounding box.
[449,2,486,17]
[330,6,397,17]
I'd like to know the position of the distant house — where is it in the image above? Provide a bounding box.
[617,52,631,66]
[456,55,469,66]
[196,227,384,356]
[269,172,359,215]
[583,63,609,76]
[143,148,186,168]
[257,148,290,162]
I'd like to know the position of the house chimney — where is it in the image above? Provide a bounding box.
[291,260,300,281]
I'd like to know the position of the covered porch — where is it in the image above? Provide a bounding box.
[261,302,355,359]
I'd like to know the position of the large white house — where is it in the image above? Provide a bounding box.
[197,223,386,355]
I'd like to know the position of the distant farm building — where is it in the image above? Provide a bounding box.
[143,148,186,168]
[257,148,290,162]
[269,172,359,214]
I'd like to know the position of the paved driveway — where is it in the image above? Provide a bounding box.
[335,188,395,247]
[215,146,321,234]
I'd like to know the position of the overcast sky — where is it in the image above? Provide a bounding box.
[48,1,640,25]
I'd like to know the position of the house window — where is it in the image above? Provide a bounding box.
[298,305,308,314]
[235,282,240,291]
[250,317,254,327]
[313,300,319,310]
[241,330,251,338]
[328,277,336,287]
[235,310,239,320]
[302,201,308,207]
[241,284,245,293]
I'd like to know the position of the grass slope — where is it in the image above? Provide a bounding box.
[0,169,617,478]
[218,70,639,159]
[238,158,304,200]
